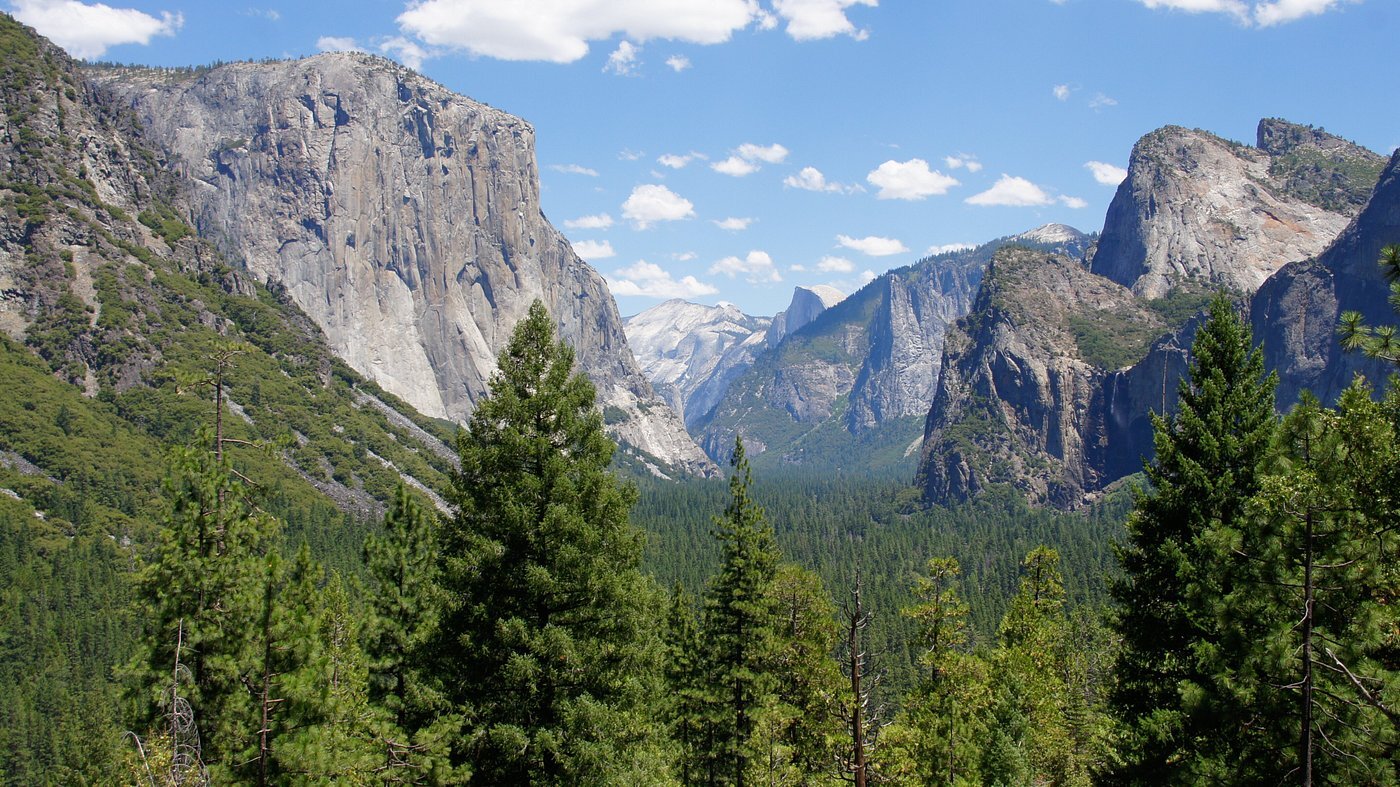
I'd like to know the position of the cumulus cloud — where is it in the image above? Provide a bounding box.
[1059,195,1089,209]
[1053,84,1071,101]
[622,185,696,228]
[965,175,1055,207]
[605,40,641,75]
[712,142,788,176]
[1254,0,1343,25]
[572,239,616,260]
[772,0,877,41]
[714,217,754,231]
[944,154,982,173]
[837,234,909,256]
[817,256,855,273]
[1137,0,1344,24]
[13,0,183,59]
[609,260,718,299]
[712,156,759,177]
[927,242,976,255]
[783,166,843,192]
[565,213,614,230]
[380,35,433,69]
[318,36,364,53]
[709,250,782,283]
[551,163,600,177]
[665,54,691,71]
[866,159,960,200]
[1085,161,1129,185]
[396,0,759,63]
[736,143,789,163]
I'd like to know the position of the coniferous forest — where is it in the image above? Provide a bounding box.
[5,252,1400,783]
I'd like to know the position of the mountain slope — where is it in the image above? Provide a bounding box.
[699,227,1090,475]
[88,53,715,477]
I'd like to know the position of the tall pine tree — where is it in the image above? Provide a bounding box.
[1110,293,1278,782]
[428,300,666,784]
[698,438,781,787]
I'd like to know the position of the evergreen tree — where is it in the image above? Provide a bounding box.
[1339,244,1400,364]
[1110,293,1278,781]
[429,300,666,784]
[128,436,280,779]
[699,438,781,786]
[664,584,707,785]
[765,563,843,785]
[1234,383,1400,783]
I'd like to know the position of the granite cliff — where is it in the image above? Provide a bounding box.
[918,121,1388,508]
[89,53,715,477]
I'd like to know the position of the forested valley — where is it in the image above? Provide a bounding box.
[7,264,1400,784]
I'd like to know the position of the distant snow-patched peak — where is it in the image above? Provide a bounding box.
[1013,223,1086,246]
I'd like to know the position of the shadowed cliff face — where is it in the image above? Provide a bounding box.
[90,53,715,476]
[1252,151,1400,408]
[1090,124,1355,299]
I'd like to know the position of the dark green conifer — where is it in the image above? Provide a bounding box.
[429,300,665,784]
[1110,293,1278,781]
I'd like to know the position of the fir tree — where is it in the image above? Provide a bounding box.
[664,584,707,785]
[429,300,666,784]
[698,438,781,787]
[1110,293,1278,782]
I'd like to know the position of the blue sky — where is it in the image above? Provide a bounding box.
[15,0,1398,316]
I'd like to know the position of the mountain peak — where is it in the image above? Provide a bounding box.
[1013,224,1086,246]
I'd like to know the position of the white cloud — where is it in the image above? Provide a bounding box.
[736,142,789,163]
[665,54,691,71]
[817,256,854,273]
[944,153,983,173]
[1085,160,1129,185]
[318,36,364,53]
[605,40,641,75]
[565,213,614,230]
[658,152,705,169]
[619,149,646,161]
[1059,195,1089,209]
[783,166,845,192]
[867,159,960,200]
[772,0,877,41]
[622,184,696,228]
[966,175,1055,207]
[1138,0,1347,25]
[1053,84,1071,101]
[674,251,698,261]
[1254,0,1343,25]
[550,163,600,177]
[714,217,754,231]
[572,239,616,260]
[242,8,281,21]
[789,263,807,272]
[927,242,976,255]
[1089,92,1118,110]
[709,250,782,283]
[13,0,183,59]
[396,0,760,63]
[837,234,909,256]
[379,36,433,69]
[609,260,718,299]
[712,156,759,177]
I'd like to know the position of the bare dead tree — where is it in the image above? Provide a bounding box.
[837,571,883,786]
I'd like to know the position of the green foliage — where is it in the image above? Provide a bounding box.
[1110,293,1279,781]
[430,300,666,783]
[136,202,191,246]
[1067,307,1166,370]
[1339,244,1400,365]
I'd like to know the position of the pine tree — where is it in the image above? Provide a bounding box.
[428,300,666,784]
[128,435,280,778]
[1110,293,1278,781]
[698,438,781,787]
[664,584,707,785]
[766,563,843,785]
[1339,244,1400,364]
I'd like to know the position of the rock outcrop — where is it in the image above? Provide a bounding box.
[1090,123,1352,299]
[89,53,715,476]
[765,285,845,347]
[1252,150,1400,407]
[698,227,1088,473]
[917,247,1163,507]
[624,300,770,429]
